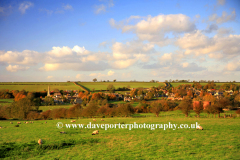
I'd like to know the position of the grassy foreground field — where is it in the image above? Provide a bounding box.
[0,112,239,159]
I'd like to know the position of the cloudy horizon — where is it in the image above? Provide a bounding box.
[0,0,240,82]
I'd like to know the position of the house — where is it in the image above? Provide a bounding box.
[74,98,82,104]
[54,92,62,98]
[124,97,131,102]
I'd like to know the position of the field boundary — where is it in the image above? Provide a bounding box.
[73,82,89,92]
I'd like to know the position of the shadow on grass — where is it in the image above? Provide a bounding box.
[0,138,99,159]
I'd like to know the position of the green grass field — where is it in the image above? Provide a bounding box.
[170,82,240,87]
[39,104,74,112]
[78,82,164,91]
[0,111,239,159]
[0,82,80,92]
[0,99,14,106]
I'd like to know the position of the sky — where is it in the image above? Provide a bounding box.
[0,0,240,82]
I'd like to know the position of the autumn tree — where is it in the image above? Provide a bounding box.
[107,84,115,93]
[213,103,224,118]
[179,98,192,117]
[193,101,203,117]
[10,98,34,119]
[82,102,99,117]
[150,101,163,117]
[117,103,134,117]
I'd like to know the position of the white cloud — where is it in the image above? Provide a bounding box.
[111,59,137,69]
[159,53,173,64]
[63,4,73,10]
[72,45,89,55]
[176,30,211,50]
[226,60,240,71]
[82,55,99,62]
[176,31,240,59]
[94,4,106,14]
[19,1,33,14]
[108,70,114,76]
[182,62,189,68]
[112,41,154,60]
[39,63,60,71]
[46,76,53,79]
[48,46,72,57]
[208,9,236,24]
[6,65,29,72]
[0,50,40,65]
[110,14,196,46]
[76,74,83,79]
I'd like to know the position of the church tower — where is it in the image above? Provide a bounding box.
[47,86,50,96]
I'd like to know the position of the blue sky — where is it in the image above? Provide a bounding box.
[0,0,240,82]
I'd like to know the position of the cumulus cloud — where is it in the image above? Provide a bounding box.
[159,53,173,64]
[112,41,155,60]
[110,14,196,46]
[107,70,114,76]
[76,74,83,79]
[39,63,60,71]
[176,30,212,50]
[225,60,240,71]
[72,45,89,55]
[48,46,72,57]
[6,65,29,72]
[177,32,240,59]
[46,76,53,79]
[208,9,236,24]
[0,50,41,65]
[111,59,137,69]
[19,1,33,14]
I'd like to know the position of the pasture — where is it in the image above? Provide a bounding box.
[77,82,164,91]
[0,99,14,106]
[0,111,239,159]
[170,82,240,87]
[39,104,74,112]
[0,82,80,92]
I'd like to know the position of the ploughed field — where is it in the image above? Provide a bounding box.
[0,112,239,159]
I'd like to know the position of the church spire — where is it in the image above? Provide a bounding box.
[47,86,50,96]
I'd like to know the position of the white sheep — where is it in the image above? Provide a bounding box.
[60,131,66,134]
[93,119,96,121]
[10,122,13,124]
[196,126,203,130]
[71,120,76,123]
[17,122,21,124]
[45,122,47,124]
[26,122,29,124]
[38,139,42,145]
[101,119,104,121]
[92,130,99,135]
